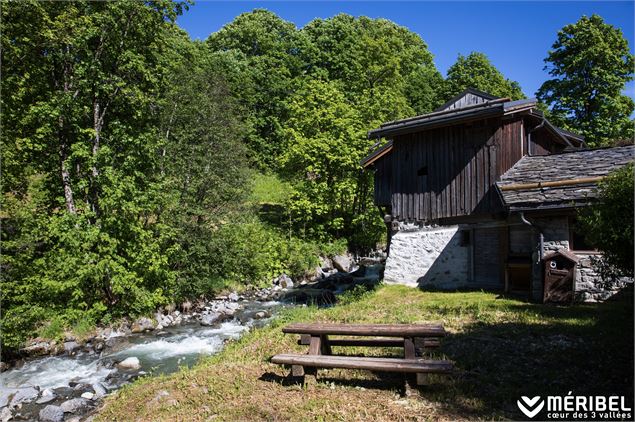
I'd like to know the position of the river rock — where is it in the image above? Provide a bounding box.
[0,388,17,408]
[60,398,90,414]
[277,274,294,289]
[0,362,9,372]
[319,256,334,271]
[131,317,155,333]
[81,392,94,400]
[63,341,80,354]
[9,386,38,407]
[228,292,239,302]
[0,407,11,422]
[39,405,64,422]
[91,383,107,398]
[332,254,353,272]
[117,357,141,370]
[200,312,223,326]
[254,311,269,319]
[36,390,56,404]
[21,339,50,356]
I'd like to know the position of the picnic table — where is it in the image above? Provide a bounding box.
[271,323,453,386]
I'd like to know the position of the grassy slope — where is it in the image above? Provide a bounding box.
[97,286,633,421]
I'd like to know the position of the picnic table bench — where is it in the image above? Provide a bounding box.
[271,323,453,386]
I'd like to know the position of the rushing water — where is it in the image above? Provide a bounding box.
[0,265,384,420]
[1,300,288,399]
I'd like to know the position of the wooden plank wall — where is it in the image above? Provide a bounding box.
[373,154,391,206]
[530,128,567,156]
[442,92,491,111]
[388,117,524,223]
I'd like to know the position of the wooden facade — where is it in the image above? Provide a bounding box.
[376,117,524,223]
[365,90,584,225]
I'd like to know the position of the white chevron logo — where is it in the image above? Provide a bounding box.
[517,396,545,419]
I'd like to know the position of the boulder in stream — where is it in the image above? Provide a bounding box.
[117,357,141,370]
[39,405,64,422]
[332,254,353,272]
[130,317,155,333]
[0,407,12,422]
[200,312,225,326]
[9,386,38,407]
[60,398,91,414]
[63,341,80,354]
[21,339,50,357]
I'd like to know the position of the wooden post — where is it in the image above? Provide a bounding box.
[303,335,322,385]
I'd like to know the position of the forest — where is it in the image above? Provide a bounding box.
[1,1,633,353]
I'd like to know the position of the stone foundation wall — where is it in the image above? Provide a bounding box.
[574,254,632,302]
[384,223,469,288]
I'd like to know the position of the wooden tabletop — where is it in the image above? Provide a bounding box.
[282,323,446,337]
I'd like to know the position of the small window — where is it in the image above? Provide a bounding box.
[459,230,471,246]
[417,166,428,176]
[569,217,598,252]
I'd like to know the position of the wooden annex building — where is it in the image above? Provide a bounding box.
[362,89,633,302]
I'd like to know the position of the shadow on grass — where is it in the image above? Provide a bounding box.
[437,298,634,419]
[263,295,633,420]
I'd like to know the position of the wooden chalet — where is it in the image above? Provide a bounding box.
[362,88,633,302]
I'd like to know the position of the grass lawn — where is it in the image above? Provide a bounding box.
[97,285,633,421]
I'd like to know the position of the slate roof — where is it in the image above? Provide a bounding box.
[496,145,634,211]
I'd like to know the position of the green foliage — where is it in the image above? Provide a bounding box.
[248,172,293,205]
[207,9,313,169]
[280,78,384,250]
[205,217,320,289]
[536,15,634,146]
[444,52,525,100]
[578,164,634,282]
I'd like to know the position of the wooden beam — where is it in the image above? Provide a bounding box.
[499,176,604,192]
[283,323,446,337]
[271,354,453,374]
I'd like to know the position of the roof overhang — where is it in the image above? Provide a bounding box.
[361,140,393,168]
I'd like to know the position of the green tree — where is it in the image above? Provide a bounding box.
[1,0,188,348]
[578,164,634,282]
[207,9,313,168]
[157,32,251,297]
[536,15,634,147]
[280,79,384,249]
[444,52,525,100]
[302,14,444,116]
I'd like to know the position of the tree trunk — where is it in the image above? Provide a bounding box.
[59,116,76,214]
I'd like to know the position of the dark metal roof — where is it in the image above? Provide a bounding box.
[496,146,634,211]
[368,97,533,139]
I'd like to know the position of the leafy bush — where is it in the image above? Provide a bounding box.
[578,163,634,282]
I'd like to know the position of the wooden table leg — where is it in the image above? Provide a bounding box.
[301,334,322,385]
[405,337,428,388]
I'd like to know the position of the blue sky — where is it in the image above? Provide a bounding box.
[177,1,635,98]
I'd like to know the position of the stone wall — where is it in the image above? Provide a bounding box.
[574,254,632,302]
[383,223,469,288]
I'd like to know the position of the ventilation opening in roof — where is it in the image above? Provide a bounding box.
[417,166,428,176]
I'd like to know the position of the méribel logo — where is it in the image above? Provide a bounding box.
[517,396,545,419]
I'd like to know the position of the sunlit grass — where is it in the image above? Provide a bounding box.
[97,285,633,421]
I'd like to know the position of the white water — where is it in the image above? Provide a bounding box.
[1,356,114,389]
[1,305,278,393]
